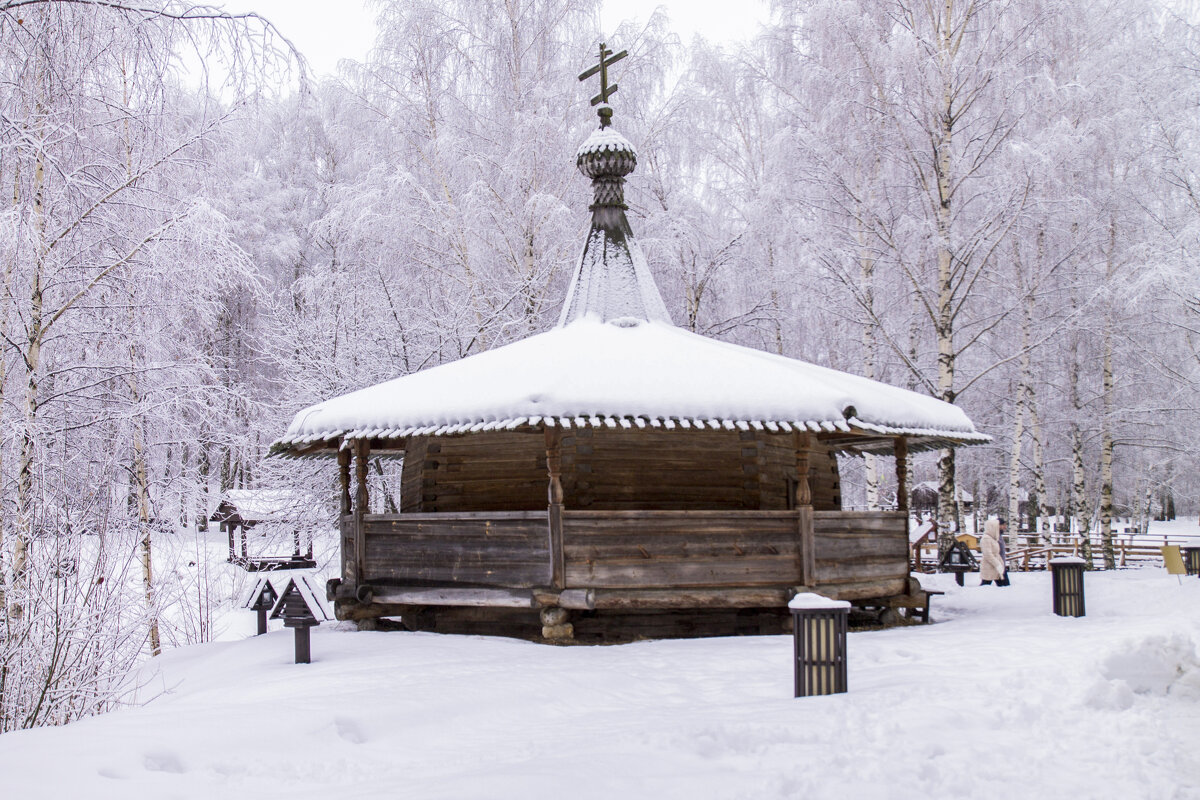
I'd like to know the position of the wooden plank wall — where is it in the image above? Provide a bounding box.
[812,510,908,600]
[362,512,551,588]
[562,510,802,588]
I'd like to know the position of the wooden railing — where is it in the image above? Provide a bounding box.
[350,508,910,604]
[913,532,1199,572]
[361,511,550,588]
[561,509,800,589]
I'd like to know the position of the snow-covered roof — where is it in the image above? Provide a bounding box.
[277,317,986,451]
[214,489,306,522]
[268,573,333,622]
[274,110,989,456]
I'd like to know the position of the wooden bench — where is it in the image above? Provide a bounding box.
[881,578,945,624]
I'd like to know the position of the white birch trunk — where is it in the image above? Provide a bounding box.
[1008,378,1025,534]
[1098,223,1117,569]
[934,0,961,551]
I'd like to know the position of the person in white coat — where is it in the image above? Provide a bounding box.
[980,518,1010,586]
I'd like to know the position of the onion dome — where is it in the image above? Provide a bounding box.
[577,111,637,209]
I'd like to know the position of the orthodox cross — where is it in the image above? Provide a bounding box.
[578,42,628,108]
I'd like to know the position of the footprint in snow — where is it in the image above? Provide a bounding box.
[143,750,186,773]
[335,716,366,744]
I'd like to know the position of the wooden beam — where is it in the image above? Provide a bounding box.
[895,436,909,514]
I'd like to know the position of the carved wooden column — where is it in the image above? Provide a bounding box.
[337,446,352,583]
[353,439,370,587]
[795,432,815,587]
[542,425,573,640]
[894,437,909,515]
[545,426,565,590]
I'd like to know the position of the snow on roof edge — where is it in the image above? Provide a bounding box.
[271,414,991,455]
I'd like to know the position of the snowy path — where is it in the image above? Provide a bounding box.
[1,569,1198,799]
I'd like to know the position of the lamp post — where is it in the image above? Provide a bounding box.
[938,540,976,587]
[248,582,279,636]
[270,578,320,663]
[1180,546,1200,577]
[789,593,850,697]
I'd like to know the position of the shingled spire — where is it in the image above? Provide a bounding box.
[558,44,672,328]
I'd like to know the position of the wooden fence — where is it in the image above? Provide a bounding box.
[913,532,1199,572]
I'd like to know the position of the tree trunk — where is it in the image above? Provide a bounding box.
[860,227,879,510]
[1098,223,1117,569]
[1008,376,1025,533]
[1030,399,1048,547]
[128,345,161,656]
[14,129,49,601]
[934,0,960,553]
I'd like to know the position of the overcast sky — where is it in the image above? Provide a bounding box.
[223,1,768,78]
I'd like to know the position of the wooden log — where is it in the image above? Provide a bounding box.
[564,557,801,589]
[814,534,909,560]
[811,577,908,602]
[366,510,545,522]
[589,587,793,610]
[813,510,907,533]
[366,587,535,608]
[564,509,799,520]
[531,588,596,610]
[813,557,909,583]
[894,436,909,514]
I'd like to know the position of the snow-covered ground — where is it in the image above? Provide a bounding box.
[1,566,1198,799]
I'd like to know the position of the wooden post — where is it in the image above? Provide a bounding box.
[338,446,352,584]
[795,432,815,587]
[545,425,565,590]
[354,439,370,587]
[895,437,909,514]
[338,446,352,516]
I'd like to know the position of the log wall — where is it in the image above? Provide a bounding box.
[400,428,842,513]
